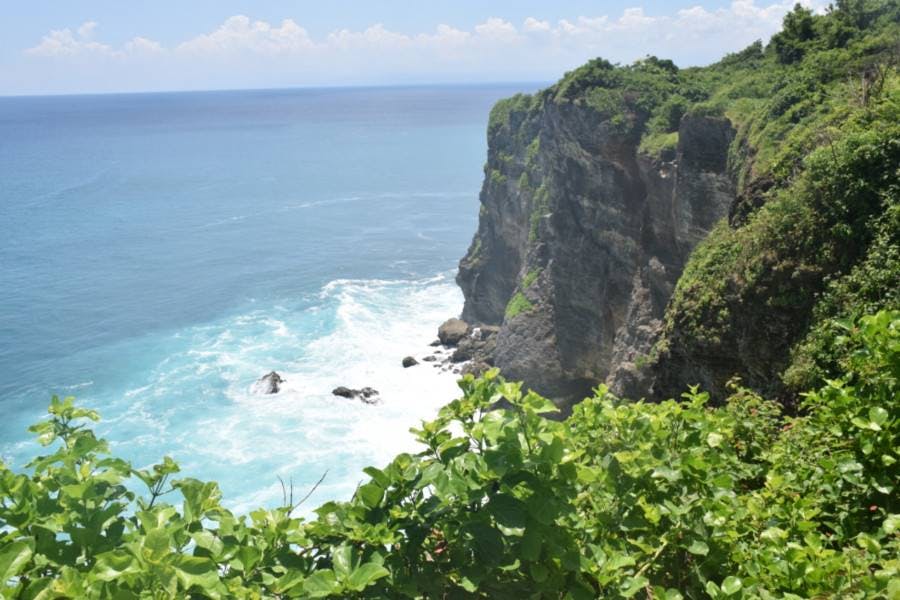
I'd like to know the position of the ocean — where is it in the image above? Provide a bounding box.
[0,84,532,512]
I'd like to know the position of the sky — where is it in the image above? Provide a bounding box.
[0,0,824,95]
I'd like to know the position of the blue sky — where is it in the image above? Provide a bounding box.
[1,1,819,95]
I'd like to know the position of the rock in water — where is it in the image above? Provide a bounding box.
[256,371,285,394]
[358,387,380,404]
[438,318,469,346]
[332,386,380,404]
[332,386,354,399]
[402,356,418,368]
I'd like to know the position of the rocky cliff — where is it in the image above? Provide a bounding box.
[457,59,737,407]
[456,28,899,409]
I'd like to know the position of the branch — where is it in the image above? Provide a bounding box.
[289,471,328,515]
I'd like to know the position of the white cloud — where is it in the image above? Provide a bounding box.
[327,24,412,50]
[77,21,98,39]
[473,17,520,43]
[177,15,313,55]
[15,2,832,94]
[124,36,164,55]
[523,17,551,33]
[26,22,117,57]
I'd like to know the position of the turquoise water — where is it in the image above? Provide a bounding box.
[0,84,531,511]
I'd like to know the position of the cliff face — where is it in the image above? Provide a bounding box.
[458,88,735,406]
[457,15,899,409]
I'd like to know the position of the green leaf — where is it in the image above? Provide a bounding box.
[721,576,743,595]
[687,540,709,556]
[173,555,219,591]
[356,482,384,509]
[303,569,340,597]
[530,563,549,583]
[191,530,224,558]
[520,525,542,561]
[0,539,33,582]
[526,491,559,525]
[707,432,724,448]
[345,562,389,591]
[332,544,353,579]
[621,575,649,597]
[273,569,306,594]
[884,514,900,534]
[93,551,139,581]
[869,406,888,425]
[489,493,528,529]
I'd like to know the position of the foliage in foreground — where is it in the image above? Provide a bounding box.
[0,310,897,599]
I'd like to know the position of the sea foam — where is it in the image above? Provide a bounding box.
[79,272,465,514]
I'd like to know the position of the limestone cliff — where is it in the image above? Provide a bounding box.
[456,32,899,409]
[457,61,736,407]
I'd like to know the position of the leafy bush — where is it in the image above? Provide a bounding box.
[1,311,897,598]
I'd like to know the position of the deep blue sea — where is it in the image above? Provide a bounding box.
[0,84,531,511]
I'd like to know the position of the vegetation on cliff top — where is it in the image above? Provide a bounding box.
[653,0,900,400]
[1,310,897,598]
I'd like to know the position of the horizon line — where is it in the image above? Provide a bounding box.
[0,80,553,100]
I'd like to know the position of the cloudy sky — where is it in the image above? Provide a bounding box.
[1,0,822,95]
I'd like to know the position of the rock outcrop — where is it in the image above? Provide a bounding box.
[438,318,469,346]
[457,86,735,408]
[332,386,380,404]
[254,371,285,394]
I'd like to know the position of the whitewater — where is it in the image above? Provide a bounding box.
[0,84,534,510]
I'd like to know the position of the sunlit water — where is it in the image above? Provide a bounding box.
[0,84,534,511]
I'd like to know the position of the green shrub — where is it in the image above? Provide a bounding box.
[1,311,896,598]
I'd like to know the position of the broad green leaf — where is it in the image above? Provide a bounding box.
[303,569,340,597]
[884,514,900,534]
[0,539,33,582]
[345,562,389,591]
[521,525,542,561]
[869,406,889,425]
[92,551,139,581]
[489,493,528,529]
[332,544,353,578]
[173,555,219,591]
[621,575,649,597]
[687,540,709,556]
[721,576,742,595]
[707,432,724,448]
[356,482,384,508]
[273,569,306,594]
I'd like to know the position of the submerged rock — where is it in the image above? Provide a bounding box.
[402,356,418,368]
[438,318,469,346]
[255,371,285,394]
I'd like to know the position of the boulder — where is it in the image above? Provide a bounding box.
[402,356,418,368]
[332,386,380,404]
[332,386,355,399]
[255,371,285,394]
[438,318,469,346]
[422,355,437,362]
